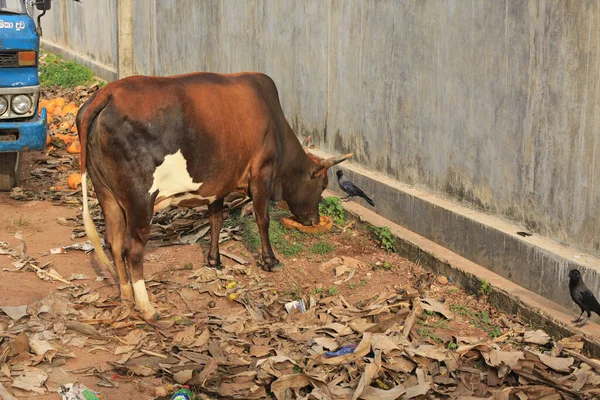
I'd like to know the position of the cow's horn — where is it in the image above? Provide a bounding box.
[321,153,353,168]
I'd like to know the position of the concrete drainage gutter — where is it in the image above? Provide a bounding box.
[312,149,600,328]
[322,188,600,358]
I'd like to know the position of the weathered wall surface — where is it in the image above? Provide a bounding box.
[40,0,117,75]
[40,1,600,256]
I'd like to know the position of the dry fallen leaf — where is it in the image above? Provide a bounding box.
[29,337,57,363]
[192,328,210,348]
[352,350,382,400]
[0,306,28,321]
[535,352,574,373]
[0,382,18,400]
[6,331,30,359]
[120,329,149,346]
[271,374,332,400]
[421,298,455,320]
[11,367,48,394]
[523,330,551,346]
[173,325,196,347]
[65,321,101,338]
[173,369,193,384]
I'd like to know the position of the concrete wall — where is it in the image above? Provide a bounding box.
[39,1,600,257]
[40,0,117,80]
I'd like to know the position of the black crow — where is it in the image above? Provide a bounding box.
[336,170,375,207]
[568,269,600,327]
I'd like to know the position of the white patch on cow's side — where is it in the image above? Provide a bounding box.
[148,150,217,210]
[171,192,218,206]
[133,279,152,311]
[149,150,201,197]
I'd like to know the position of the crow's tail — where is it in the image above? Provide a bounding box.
[361,193,375,207]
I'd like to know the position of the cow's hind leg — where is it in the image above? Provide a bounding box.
[95,185,133,302]
[251,173,281,272]
[125,208,158,320]
[207,198,225,269]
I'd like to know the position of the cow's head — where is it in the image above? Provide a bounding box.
[285,136,352,226]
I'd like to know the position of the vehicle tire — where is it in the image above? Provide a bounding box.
[0,152,21,192]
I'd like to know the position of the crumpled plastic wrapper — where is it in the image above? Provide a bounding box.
[58,383,106,400]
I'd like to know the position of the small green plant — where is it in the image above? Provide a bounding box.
[372,261,393,271]
[416,325,442,343]
[12,215,29,227]
[328,286,339,296]
[39,52,96,88]
[174,317,193,326]
[479,279,492,297]
[287,284,302,300]
[319,196,344,224]
[471,311,502,338]
[310,240,335,255]
[489,326,502,338]
[447,342,458,350]
[292,366,302,374]
[348,278,368,289]
[371,226,397,252]
[449,304,472,316]
[239,217,304,256]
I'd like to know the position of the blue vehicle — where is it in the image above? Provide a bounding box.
[0,0,51,190]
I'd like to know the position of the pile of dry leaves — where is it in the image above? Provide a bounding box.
[1,234,600,399]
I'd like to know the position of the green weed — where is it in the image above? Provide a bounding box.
[310,241,335,255]
[319,196,344,224]
[416,325,442,343]
[237,215,304,257]
[471,311,502,338]
[11,215,29,227]
[449,304,472,316]
[39,52,96,88]
[286,284,302,300]
[371,261,393,271]
[348,278,368,289]
[312,286,339,298]
[371,226,397,252]
[479,279,492,297]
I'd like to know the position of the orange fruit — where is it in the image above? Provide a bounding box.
[53,98,66,108]
[67,173,82,189]
[46,134,52,147]
[66,141,81,154]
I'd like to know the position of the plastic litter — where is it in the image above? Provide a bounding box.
[285,299,306,314]
[170,387,194,400]
[324,343,358,358]
[58,383,106,400]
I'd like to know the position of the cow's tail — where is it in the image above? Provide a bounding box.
[77,89,117,277]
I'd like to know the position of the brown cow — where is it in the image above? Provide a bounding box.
[76,72,351,320]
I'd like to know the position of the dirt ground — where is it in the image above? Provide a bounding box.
[0,154,496,399]
[0,91,598,400]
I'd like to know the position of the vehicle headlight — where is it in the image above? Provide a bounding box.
[11,94,32,115]
[0,97,7,115]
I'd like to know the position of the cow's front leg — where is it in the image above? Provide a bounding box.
[207,198,225,269]
[251,178,282,272]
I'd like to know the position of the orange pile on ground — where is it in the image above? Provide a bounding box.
[40,97,84,189]
[40,97,80,150]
